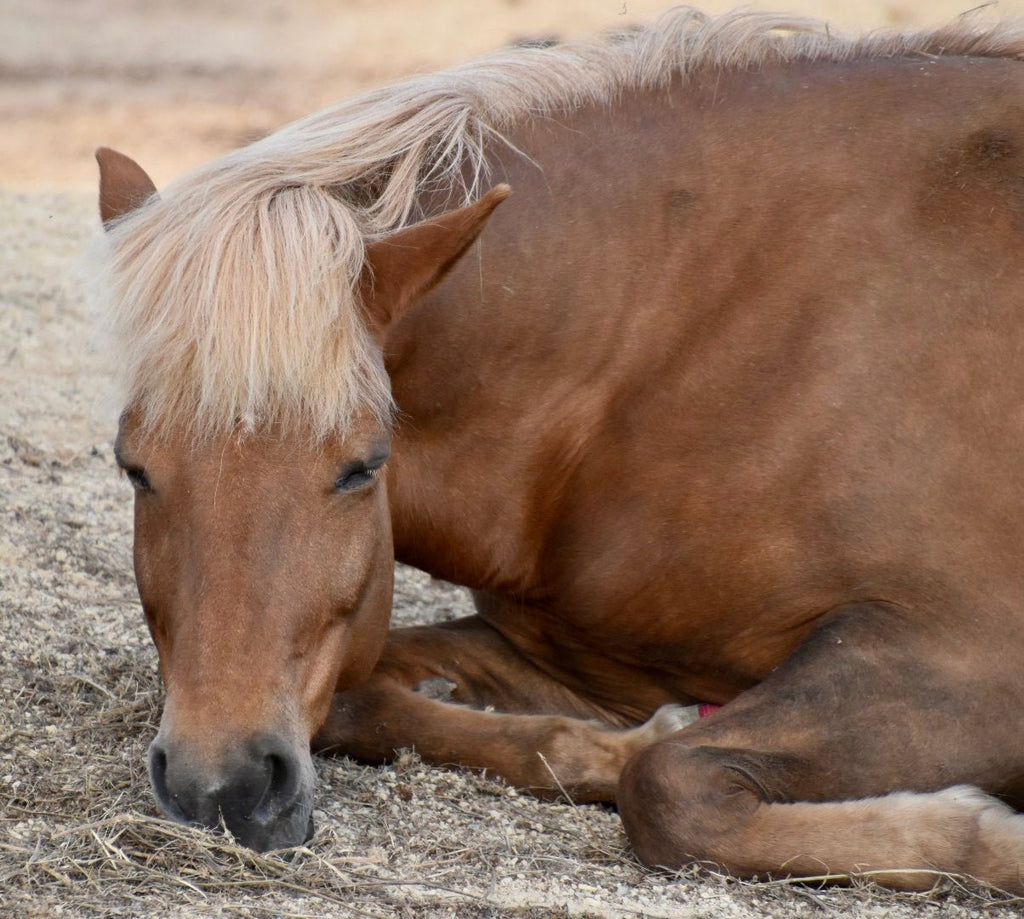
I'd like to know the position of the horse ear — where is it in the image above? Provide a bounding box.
[361,184,511,338]
[96,147,159,228]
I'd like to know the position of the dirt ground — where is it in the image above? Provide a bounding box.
[4,1,1024,916]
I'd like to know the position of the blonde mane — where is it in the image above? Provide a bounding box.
[94,7,1024,441]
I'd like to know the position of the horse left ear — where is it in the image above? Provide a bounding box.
[96,147,159,228]
[361,184,511,338]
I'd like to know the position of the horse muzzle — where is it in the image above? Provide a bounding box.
[148,732,316,851]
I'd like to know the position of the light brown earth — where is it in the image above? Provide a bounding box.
[4,1,1024,916]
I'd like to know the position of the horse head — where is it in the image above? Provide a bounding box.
[96,147,508,849]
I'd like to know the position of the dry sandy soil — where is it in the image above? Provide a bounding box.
[4,1,1024,916]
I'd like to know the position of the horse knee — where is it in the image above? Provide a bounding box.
[617,741,762,870]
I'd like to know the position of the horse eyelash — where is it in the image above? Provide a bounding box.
[123,466,152,491]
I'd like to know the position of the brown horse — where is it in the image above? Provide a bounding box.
[94,8,1024,889]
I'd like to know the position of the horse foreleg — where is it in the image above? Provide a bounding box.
[617,602,1024,892]
[312,615,694,801]
[316,679,693,801]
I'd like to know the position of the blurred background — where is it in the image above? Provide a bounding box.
[3,0,1022,193]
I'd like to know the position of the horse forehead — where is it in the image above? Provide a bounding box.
[172,444,303,502]
[119,407,384,468]
[118,417,316,470]
[191,431,321,471]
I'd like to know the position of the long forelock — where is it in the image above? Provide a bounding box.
[92,7,1024,441]
[98,179,389,442]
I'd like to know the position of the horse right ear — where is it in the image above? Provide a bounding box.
[360,184,511,340]
[96,147,159,228]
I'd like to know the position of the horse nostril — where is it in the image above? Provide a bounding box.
[255,749,300,820]
[148,741,187,822]
[268,753,287,796]
[149,744,167,790]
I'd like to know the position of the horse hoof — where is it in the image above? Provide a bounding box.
[414,677,458,702]
[641,703,702,741]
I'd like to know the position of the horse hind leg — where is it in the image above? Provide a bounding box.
[617,603,1024,892]
[624,756,1024,891]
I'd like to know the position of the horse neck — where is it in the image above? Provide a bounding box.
[382,82,692,595]
[383,53,1022,594]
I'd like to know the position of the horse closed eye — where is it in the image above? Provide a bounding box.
[335,465,379,492]
[124,466,152,492]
